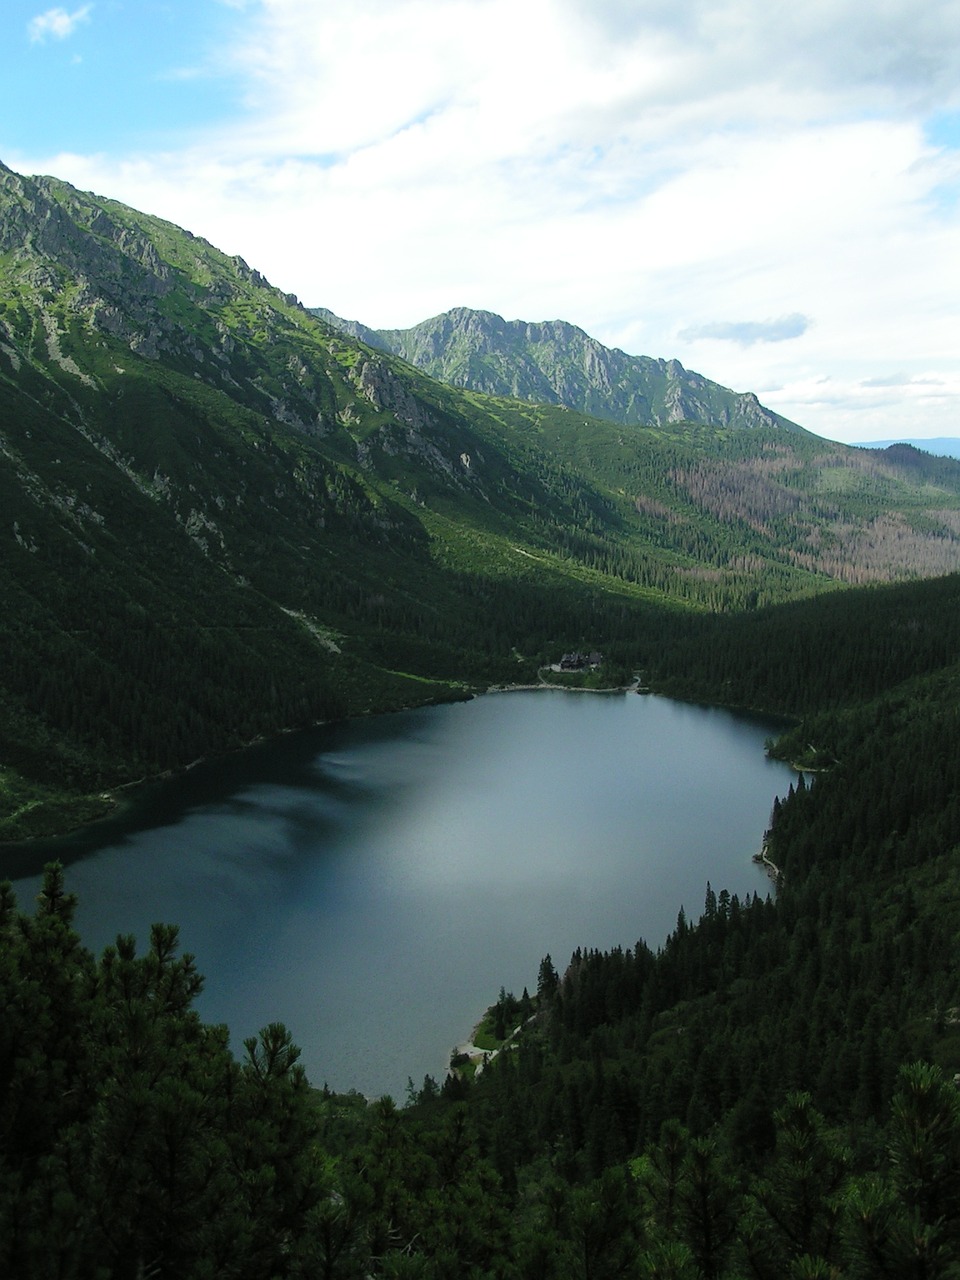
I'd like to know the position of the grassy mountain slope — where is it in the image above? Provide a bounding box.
[3,160,960,837]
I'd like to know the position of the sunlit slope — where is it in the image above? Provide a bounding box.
[316,303,804,432]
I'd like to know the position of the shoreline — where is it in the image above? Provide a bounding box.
[487,673,642,696]
[451,1010,535,1081]
[1,669,654,845]
[0,667,482,848]
[752,841,782,886]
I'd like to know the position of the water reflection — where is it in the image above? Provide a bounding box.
[6,691,794,1099]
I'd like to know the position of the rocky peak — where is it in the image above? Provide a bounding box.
[317,305,803,436]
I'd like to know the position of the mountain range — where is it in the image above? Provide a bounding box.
[3,158,960,836]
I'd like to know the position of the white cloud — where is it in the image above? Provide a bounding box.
[680,316,812,346]
[28,5,92,43]
[15,0,960,442]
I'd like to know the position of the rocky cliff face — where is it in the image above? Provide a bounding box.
[315,304,802,434]
[0,165,332,421]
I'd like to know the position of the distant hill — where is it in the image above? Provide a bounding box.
[313,305,804,434]
[859,437,960,459]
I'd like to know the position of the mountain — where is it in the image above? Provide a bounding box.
[311,305,390,352]
[3,159,960,836]
[314,304,802,433]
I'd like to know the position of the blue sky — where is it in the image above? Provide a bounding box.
[4,2,240,152]
[3,0,960,444]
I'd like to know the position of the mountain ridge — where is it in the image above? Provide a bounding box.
[312,303,803,435]
[859,436,960,459]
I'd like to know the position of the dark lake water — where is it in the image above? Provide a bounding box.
[5,690,793,1100]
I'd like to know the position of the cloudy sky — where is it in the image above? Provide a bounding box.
[3,0,959,443]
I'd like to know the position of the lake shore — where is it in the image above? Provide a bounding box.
[487,671,642,695]
[753,842,782,885]
[5,686,796,1100]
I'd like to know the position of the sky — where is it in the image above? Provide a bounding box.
[2,0,960,444]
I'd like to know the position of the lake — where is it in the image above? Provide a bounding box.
[5,689,794,1100]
